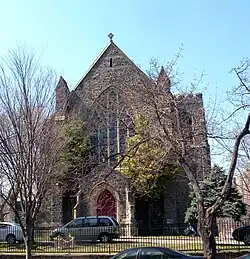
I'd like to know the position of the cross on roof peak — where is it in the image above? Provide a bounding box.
[108,33,114,42]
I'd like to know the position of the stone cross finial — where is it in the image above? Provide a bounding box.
[108,33,114,42]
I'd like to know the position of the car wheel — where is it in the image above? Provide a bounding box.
[244,233,250,245]
[6,234,17,245]
[99,233,110,243]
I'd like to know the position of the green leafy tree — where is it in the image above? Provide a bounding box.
[121,116,178,199]
[185,165,246,224]
[56,118,89,190]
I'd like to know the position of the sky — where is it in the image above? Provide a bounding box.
[0,0,250,164]
[0,0,249,92]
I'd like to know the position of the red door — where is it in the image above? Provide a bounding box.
[97,190,117,219]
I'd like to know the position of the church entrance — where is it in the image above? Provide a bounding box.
[135,195,164,236]
[97,190,116,219]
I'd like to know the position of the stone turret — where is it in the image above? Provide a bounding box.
[157,66,171,92]
[55,76,70,116]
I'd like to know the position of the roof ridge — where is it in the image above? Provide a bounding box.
[73,41,152,91]
[73,42,111,91]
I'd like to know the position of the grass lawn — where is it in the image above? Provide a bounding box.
[0,241,203,254]
[0,236,248,254]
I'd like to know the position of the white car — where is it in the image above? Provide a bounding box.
[0,222,23,244]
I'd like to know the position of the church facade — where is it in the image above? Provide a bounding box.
[53,35,211,235]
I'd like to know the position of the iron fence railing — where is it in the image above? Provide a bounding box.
[0,220,250,254]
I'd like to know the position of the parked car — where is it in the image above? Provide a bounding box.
[238,254,250,258]
[184,224,219,237]
[184,225,198,236]
[110,247,206,259]
[232,226,250,245]
[0,222,23,244]
[50,216,120,243]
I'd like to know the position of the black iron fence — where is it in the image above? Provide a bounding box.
[1,220,250,254]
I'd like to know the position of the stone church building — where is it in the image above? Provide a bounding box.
[53,34,210,235]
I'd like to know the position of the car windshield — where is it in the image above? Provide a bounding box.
[8,222,20,227]
[64,220,73,228]
[162,247,187,256]
[65,218,84,228]
[64,220,74,228]
[111,217,119,226]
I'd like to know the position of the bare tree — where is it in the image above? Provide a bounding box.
[0,188,13,221]
[0,46,63,259]
[224,59,250,217]
[57,45,249,258]
[111,59,250,258]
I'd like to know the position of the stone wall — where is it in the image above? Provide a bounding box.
[54,41,211,227]
[163,171,190,226]
[177,93,211,179]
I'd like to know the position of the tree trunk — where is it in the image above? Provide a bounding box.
[25,239,33,259]
[148,203,152,235]
[25,219,33,259]
[0,211,5,222]
[198,214,217,259]
[31,221,35,245]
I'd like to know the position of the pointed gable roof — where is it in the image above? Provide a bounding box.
[56,76,70,92]
[74,40,151,91]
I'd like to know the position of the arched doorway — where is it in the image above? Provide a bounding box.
[97,190,117,219]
